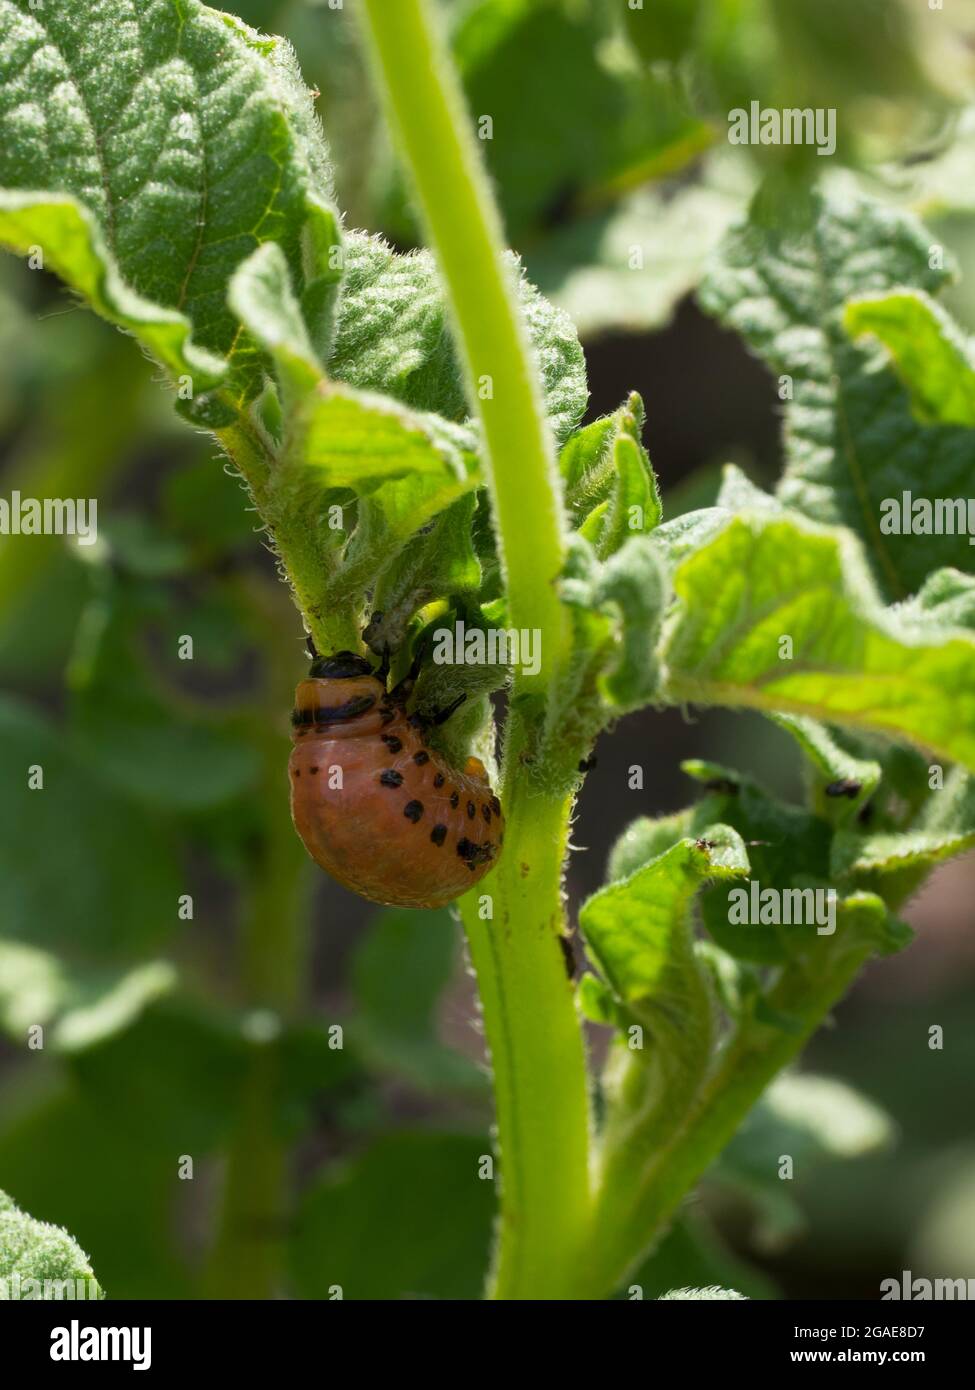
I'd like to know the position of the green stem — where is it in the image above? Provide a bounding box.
[459,713,591,1299]
[358,0,567,688]
[578,938,877,1298]
[218,419,359,654]
[358,0,591,1298]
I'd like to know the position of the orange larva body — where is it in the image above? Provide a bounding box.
[289,670,504,909]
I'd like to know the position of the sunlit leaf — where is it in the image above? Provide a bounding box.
[0,0,342,410]
[0,1187,102,1299]
[663,507,975,770]
[700,192,975,596]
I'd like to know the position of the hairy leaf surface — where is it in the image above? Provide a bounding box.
[700,193,975,596]
[663,505,975,770]
[0,1188,102,1297]
[0,0,341,407]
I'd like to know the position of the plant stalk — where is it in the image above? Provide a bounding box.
[578,937,877,1298]
[358,0,592,1298]
[357,0,567,686]
[459,712,591,1298]
[218,418,360,654]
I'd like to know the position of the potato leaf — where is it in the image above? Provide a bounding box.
[771,714,881,825]
[844,288,975,428]
[529,178,743,339]
[663,506,975,771]
[896,569,975,633]
[560,392,662,557]
[580,826,750,1167]
[831,766,975,889]
[0,0,342,414]
[674,759,915,965]
[580,825,749,1034]
[658,1285,747,1300]
[329,231,587,447]
[699,192,975,597]
[558,531,669,727]
[0,1189,102,1298]
[0,191,225,389]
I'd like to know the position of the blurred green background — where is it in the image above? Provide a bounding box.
[1,0,974,1299]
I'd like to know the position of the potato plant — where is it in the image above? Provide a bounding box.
[0,0,973,1301]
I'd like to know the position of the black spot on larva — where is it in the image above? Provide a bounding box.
[309,766,319,774]
[381,734,403,753]
[457,837,494,866]
[380,769,404,788]
[380,709,396,725]
[430,824,447,846]
[467,801,476,819]
[490,796,501,816]
[407,712,425,730]
[450,791,460,809]
[433,771,445,788]
[294,768,300,777]
[481,804,491,823]
[404,800,424,822]
[414,750,429,765]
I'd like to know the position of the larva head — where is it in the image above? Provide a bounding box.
[292,650,387,740]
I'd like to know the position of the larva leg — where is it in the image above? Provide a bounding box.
[407,690,468,733]
[389,649,423,705]
[374,642,392,685]
[430,691,467,727]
